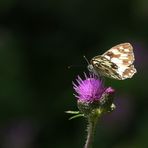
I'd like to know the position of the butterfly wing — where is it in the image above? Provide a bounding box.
[103,43,135,65]
[91,43,137,80]
[103,43,136,80]
[91,56,123,80]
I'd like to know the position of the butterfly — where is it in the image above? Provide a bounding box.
[87,43,137,80]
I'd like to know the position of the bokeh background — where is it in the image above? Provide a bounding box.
[0,0,147,148]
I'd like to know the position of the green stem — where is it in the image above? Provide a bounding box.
[84,116,98,148]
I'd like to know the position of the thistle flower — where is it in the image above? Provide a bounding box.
[73,73,115,116]
[73,74,105,103]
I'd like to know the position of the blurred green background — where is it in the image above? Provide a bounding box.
[0,0,147,148]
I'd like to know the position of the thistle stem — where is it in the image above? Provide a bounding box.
[84,116,98,148]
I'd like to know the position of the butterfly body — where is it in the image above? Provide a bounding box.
[88,43,137,80]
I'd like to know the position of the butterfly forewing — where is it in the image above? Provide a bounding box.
[90,43,137,80]
[91,56,122,80]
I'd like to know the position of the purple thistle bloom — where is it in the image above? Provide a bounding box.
[73,73,114,103]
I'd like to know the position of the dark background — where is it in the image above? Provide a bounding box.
[0,0,147,148]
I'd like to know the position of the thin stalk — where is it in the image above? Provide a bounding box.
[84,117,98,148]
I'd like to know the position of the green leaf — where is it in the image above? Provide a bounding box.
[69,114,84,120]
[65,110,80,114]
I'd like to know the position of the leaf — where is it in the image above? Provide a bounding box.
[69,114,84,120]
[65,110,80,114]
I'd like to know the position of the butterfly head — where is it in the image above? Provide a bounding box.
[87,64,93,72]
[87,56,102,76]
[87,63,99,76]
[83,55,98,75]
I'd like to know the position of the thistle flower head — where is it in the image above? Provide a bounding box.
[73,73,115,115]
[73,73,105,103]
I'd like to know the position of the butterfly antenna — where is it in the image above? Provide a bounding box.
[68,56,89,69]
[83,55,90,64]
